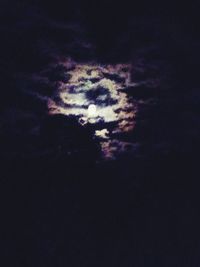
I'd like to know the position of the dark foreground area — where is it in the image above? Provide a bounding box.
[1,1,200,266]
[1,151,200,266]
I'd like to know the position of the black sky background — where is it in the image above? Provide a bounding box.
[1,1,200,266]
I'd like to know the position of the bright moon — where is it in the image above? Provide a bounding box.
[88,104,97,117]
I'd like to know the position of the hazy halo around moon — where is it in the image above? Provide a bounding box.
[48,59,138,160]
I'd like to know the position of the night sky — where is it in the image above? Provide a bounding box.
[1,1,200,266]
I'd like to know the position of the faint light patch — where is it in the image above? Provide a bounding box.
[48,59,139,160]
[101,140,141,160]
[95,129,109,139]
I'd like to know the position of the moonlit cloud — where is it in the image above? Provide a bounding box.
[47,58,139,159]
